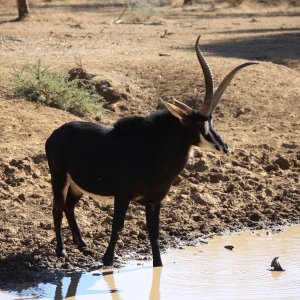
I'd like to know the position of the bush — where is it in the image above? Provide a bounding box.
[13,61,105,117]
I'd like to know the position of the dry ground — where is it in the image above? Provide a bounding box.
[0,0,299,290]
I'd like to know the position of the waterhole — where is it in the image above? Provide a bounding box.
[1,225,300,300]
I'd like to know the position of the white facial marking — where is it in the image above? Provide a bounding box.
[198,133,220,153]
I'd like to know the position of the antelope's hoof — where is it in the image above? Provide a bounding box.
[56,248,68,258]
[153,261,163,267]
[74,238,88,248]
[102,256,113,267]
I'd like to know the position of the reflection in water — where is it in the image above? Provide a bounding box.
[54,272,81,300]
[149,267,162,300]
[270,270,286,280]
[52,266,161,300]
[102,271,121,300]
[1,225,300,300]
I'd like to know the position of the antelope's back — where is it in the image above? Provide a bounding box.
[45,121,112,173]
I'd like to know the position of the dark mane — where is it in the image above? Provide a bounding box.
[113,115,145,132]
[113,109,177,135]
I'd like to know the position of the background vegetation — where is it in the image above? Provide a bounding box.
[13,61,105,117]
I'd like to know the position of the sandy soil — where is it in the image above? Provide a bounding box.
[0,0,299,290]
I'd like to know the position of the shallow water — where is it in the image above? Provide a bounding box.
[1,225,300,300]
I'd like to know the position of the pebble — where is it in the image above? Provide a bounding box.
[224,245,234,250]
[273,156,290,170]
[17,193,26,202]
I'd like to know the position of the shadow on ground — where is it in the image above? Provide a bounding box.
[166,9,300,21]
[0,250,57,292]
[177,31,300,68]
[31,1,126,11]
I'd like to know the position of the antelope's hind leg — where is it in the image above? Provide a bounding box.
[64,183,87,249]
[51,173,69,258]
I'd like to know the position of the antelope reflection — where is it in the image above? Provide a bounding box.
[54,266,162,300]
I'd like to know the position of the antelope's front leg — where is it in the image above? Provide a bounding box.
[146,202,163,267]
[102,196,130,266]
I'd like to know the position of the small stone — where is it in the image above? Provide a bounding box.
[224,245,234,250]
[192,215,201,222]
[265,188,273,197]
[193,158,208,172]
[225,183,235,193]
[232,160,239,167]
[274,156,290,170]
[264,164,274,172]
[209,173,223,183]
[17,193,26,202]
[249,212,261,222]
[282,143,297,149]
[44,223,52,230]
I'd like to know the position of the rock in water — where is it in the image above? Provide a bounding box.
[224,245,234,250]
[271,257,285,271]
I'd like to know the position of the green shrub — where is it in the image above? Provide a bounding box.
[13,61,105,117]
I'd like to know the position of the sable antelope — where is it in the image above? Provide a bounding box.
[45,35,258,267]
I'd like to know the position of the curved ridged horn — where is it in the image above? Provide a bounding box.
[210,61,259,114]
[195,35,214,117]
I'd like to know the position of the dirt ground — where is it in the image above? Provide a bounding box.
[0,0,299,291]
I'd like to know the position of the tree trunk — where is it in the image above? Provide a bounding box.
[16,0,29,20]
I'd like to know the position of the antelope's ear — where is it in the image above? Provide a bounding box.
[172,97,193,112]
[162,101,187,121]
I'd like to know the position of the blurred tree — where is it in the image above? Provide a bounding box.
[16,0,29,20]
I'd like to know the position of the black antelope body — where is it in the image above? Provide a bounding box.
[45,36,258,267]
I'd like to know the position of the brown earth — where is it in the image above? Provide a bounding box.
[0,0,299,291]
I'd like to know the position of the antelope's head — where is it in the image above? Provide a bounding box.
[162,35,258,154]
